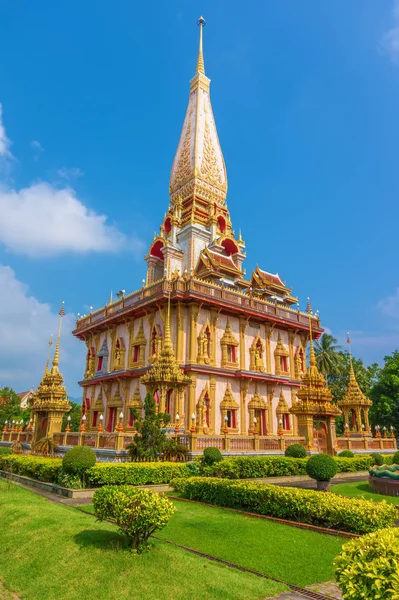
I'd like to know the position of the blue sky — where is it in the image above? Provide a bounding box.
[0,0,399,396]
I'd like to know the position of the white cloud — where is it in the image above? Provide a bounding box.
[382,1,399,62]
[377,287,399,320]
[0,104,11,157]
[0,265,84,395]
[0,182,130,257]
[57,166,84,181]
[30,140,43,152]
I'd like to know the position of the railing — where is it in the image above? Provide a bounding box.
[336,436,397,452]
[74,277,320,333]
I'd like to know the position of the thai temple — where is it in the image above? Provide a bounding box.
[2,20,396,456]
[70,17,330,453]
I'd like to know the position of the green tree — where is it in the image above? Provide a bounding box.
[62,401,82,432]
[127,392,170,460]
[0,387,30,429]
[314,334,341,376]
[370,351,399,434]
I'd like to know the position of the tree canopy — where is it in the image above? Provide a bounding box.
[369,351,399,434]
[0,387,30,429]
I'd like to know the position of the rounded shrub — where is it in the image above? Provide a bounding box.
[338,450,354,458]
[285,443,307,458]
[93,485,175,551]
[335,528,399,599]
[306,454,338,482]
[393,450,399,465]
[369,452,384,466]
[202,447,223,465]
[62,446,96,476]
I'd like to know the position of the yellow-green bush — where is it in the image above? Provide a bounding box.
[172,477,397,534]
[93,485,174,551]
[335,528,399,599]
[87,461,190,487]
[0,454,62,482]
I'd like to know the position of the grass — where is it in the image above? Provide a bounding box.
[81,497,343,587]
[331,481,399,505]
[0,481,285,600]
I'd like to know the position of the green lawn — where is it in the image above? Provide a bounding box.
[81,497,343,587]
[0,482,285,600]
[331,481,399,506]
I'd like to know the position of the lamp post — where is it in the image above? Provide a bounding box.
[190,412,196,433]
[98,414,103,433]
[3,420,7,433]
[117,411,124,432]
[80,414,86,432]
[278,418,284,436]
[383,426,388,439]
[391,425,395,439]
[175,413,180,437]
[345,423,350,438]
[11,420,15,432]
[361,423,366,438]
[65,415,71,433]
[375,425,381,439]
[253,417,258,437]
[27,418,33,431]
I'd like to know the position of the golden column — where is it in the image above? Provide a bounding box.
[210,375,216,433]
[210,307,218,366]
[265,324,272,373]
[176,301,185,363]
[288,331,295,379]
[189,303,199,363]
[240,379,249,435]
[239,316,248,370]
[267,385,274,434]
[187,374,197,431]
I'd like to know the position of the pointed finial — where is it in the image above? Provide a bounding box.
[308,311,316,368]
[347,331,355,380]
[109,290,113,305]
[52,302,65,371]
[44,334,53,375]
[306,297,312,314]
[196,16,206,75]
[163,292,173,351]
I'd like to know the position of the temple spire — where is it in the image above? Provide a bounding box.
[307,305,317,368]
[196,16,206,75]
[52,302,65,372]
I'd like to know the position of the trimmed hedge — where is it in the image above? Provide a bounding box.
[86,462,190,487]
[335,528,399,599]
[200,455,373,479]
[0,455,62,482]
[338,450,354,458]
[171,477,397,534]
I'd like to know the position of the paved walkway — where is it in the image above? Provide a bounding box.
[268,581,343,599]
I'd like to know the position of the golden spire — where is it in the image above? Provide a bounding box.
[308,309,317,368]
[52,302,65,373]
[338,333,372,409]
[196,16,206,75]
[109,290,113,305]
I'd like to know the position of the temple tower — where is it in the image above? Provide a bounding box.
[30,304,71,443]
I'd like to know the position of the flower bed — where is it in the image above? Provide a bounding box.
[171,477,397,534]
[335,528,399,598]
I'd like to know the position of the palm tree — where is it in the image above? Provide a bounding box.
[314,334,341,376]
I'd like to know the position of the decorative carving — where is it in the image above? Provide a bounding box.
[220,319,239,368]
[130,320,147,368]
[249,334,265,372]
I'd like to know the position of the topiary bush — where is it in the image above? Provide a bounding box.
[62,446,96,486]
[369,452,384,466]
[0,447,12,456]
[335,528,399,599]
[306,454,338,486]
[171,477,397,534]
[202,447,223,465]
[393,450,399,465]
[338,450,354,458]
[93,485,175,552]
[285,443,307,458]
